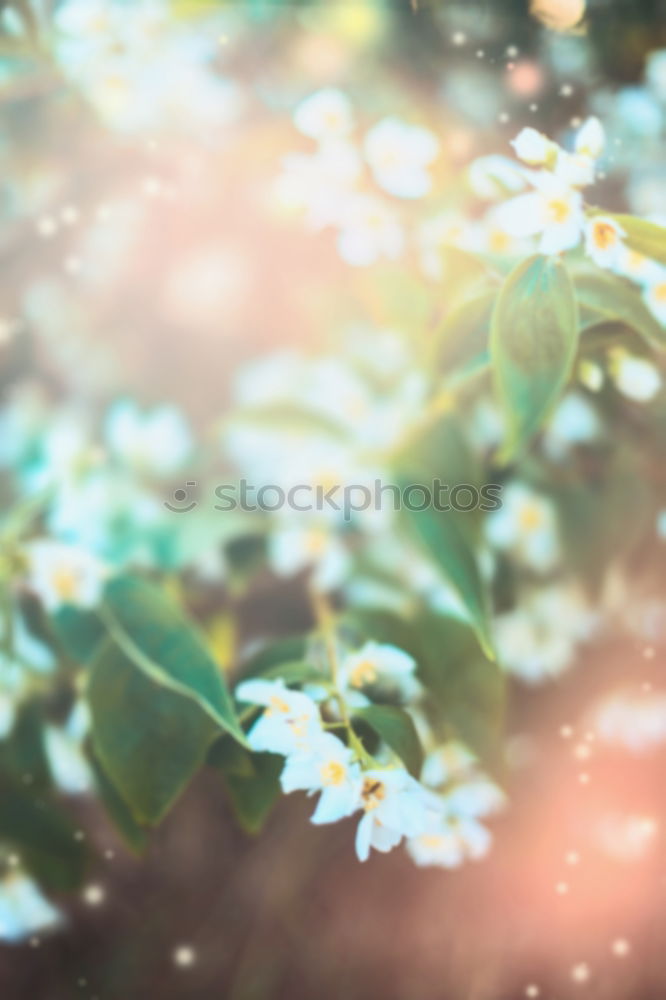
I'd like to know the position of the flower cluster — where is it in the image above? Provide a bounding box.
[51,0,242,134]
[274,88,440,266]
[236,641,502,867]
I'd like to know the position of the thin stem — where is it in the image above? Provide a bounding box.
[308,586,372,766]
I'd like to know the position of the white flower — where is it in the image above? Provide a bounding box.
[364,118,439,199]
[420,742,477,788]
[406,814,492,868]
[491,171,584,254]
[553,149,596,188]
[575,116,605,159]
[293,88,353,142]
[494,582,596,683]
[510,127,555,166]
[337,194,404,266]
[543,391,601,460]
[592,689,666,754]
[642,270,666,326]
[355,767,436,861]
[468,155,527,200]
[611,354,662,402]
[0,873,62,943]
[646,49,666,102]
[444,777,505,818]
[104,400,192,478]
[484,482,559,572]
[268,523,350,592]
[280,732,362,824]
[44,724,93,795]
[274,143,362,229]
[25,539,107,612]
[339,641,421,706]
[235,678,322,755]
[613,247,662,286]
[584,216,626,269]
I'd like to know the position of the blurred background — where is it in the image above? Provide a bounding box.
[1,0,666,997]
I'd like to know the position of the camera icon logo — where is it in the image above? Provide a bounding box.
[164,481,198,513]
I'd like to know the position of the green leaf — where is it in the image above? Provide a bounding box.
[490,255,579,460]
[553,451,652,594]
[574,267,665,350]
[415,613,505,776]
[89,752,148,855]
[353,705,423,778]
[52,606,105,664]
[241,636,308,676]
[604,214,666,266]
[435,289,495,376]
[256,661,325,686]
[0,699,51,793]
[101,575,245,744]
[400,494,494,659]
[87,640,218,825]
[0,766,87,890]
[221,751,283,835]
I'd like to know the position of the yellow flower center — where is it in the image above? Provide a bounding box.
[349,659,378,688]
[489,229,510,253]
[305,531,327,556]
[324,111,341,130]
[518,503,543,532]
[592,222,618,250]
[266,695,291,716]
[320,760,346,786]
[654,282,666,304]
[417,833,446,849]
[547,198,571,224]
[361,777,386,811]
[52,567,79,602]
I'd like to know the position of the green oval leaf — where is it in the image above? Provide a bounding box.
[574,267,665,350]
[353,705,423,778]
[400,494,494,659]
[490,254,579,460]
[102,575,245,745]
[87,640,218,825]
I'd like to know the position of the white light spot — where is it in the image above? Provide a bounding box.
[173,945,196,968]
[452,31,467,46]
[571,962,591,983]
[525,986,540,998]
[37,216,57,237]
[612,938,630,957]
[560,725,574,739]
[64,255,82,275]
[61,205,80,225]
[142,176,163,197]
[560,84,574,97]
[579,772,590,785]
[565,850,580,865]
[574,743,591,760]
[556,880,569,895]
[82,883,105,906]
